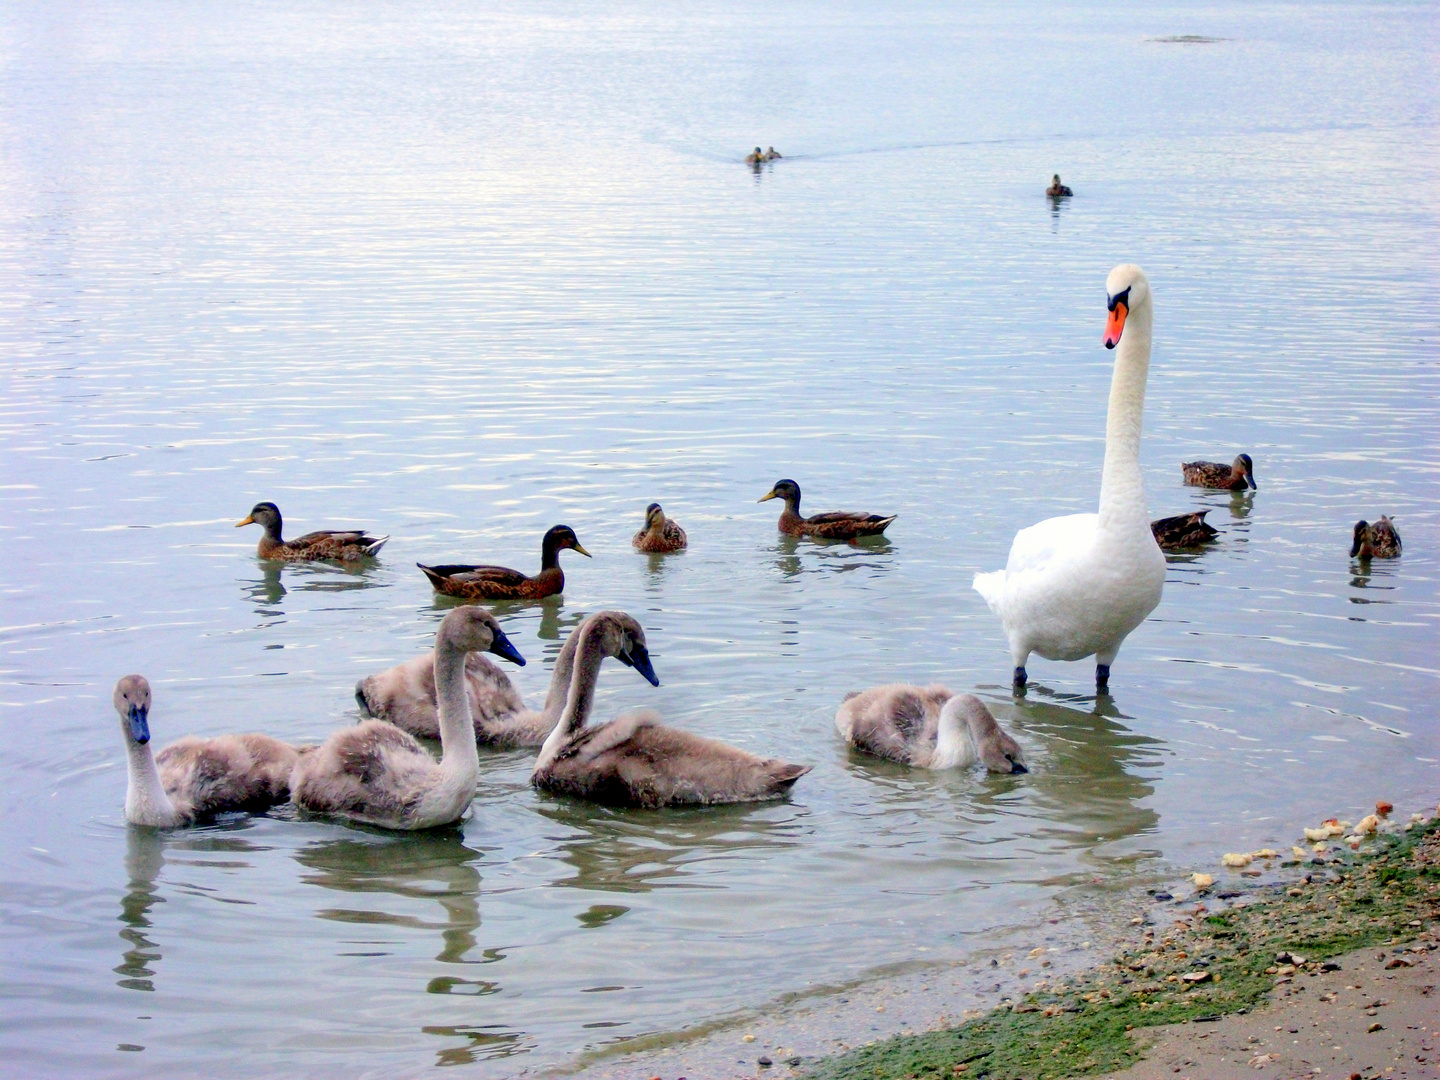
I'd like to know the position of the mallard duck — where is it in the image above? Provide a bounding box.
[1150,510,1220,550]
[745,146,765,165]
[764,146,782,161]
[1046,174,1073,197]
[1351,516,1402,559]
[292,607,526,830]
[632,502,688,553]
[357,612,581,749]
[974,265,1166,693]
[757,479,896,540]
[532,612,811,807]
[418,524,591,600]
[112,675,303,827]
[235,501,388,562]
[836,684,1027,772]
[1181,454,1256,490]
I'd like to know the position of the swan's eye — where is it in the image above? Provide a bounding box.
[1107,286,1131,312]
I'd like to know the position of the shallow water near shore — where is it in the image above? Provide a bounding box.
[1,1,1437,1076]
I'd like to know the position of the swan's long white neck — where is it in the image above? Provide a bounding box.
[125,740,181,827]
[434,637,481,786]
[536,624,604,769]
[1097,295,1154,531]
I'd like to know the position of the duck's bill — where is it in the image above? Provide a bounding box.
[571,543,593,558]
[235,514,255,527]
[618,645,660,687]
[1246,474,1258,490]
[128,703,151,745]
[488,629,527,667]
[757,492,778,503]
[1103,301,1128,349]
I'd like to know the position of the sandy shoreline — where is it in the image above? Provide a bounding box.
[555,802,1439,1080]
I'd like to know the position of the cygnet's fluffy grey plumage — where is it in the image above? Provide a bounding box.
[292,607,525,830]
[835,684,1027,773]
[113,674,303,827]
[532,612,811,807]
[355,619,574,748]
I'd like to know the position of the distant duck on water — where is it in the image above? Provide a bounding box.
[1150,510,1220,550]
[1182,454,1256,490]
[235,501,388,562]
[745,147,765,165]
[1046,174,1073,197]
[418,525,591,601]
[632,503,687,553]
[757,479,896,541]
[1351,516,1401,559]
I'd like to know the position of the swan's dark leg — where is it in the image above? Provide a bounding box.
[1096,664,1111,693]
[1013,666,1028,689]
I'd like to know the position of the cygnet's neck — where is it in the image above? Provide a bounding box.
[931,700,978,770]
[536,623,606,769]
[434,637,481,784]
[1098,296,1154,531]
[125,740,182,827]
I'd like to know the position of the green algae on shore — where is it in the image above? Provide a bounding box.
[803,817,1440,1080]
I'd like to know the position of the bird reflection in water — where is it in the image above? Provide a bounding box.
[1348,560,1398,609]
[116,829,167,992]
[293,829,488,966]
[116,827,265,992]
[987,685,1162,853]
[1226,489,1256,520]
[771,534,895,580]
[532,800,807,894]
[243,560,380,613]
[292,832,537,1067]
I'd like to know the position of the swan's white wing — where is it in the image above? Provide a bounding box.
[1004,513,1097,578]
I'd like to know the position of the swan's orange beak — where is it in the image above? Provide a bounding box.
[1103,299,1128,349]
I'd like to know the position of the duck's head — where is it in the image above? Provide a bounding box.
[1053,174,1062,183]
[643,502,666,528]
[587,611,660,686]
[758,479,801,506]
[543,525,592,559]
[236,501,282,532]
[113,674,153,745]
[1234,454,1257,489]
[1350,520,1371,558]
[1103,264,1150,349]
[437,606,526,666]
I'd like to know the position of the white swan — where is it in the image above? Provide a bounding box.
[532,612,812,807]
[291,607,526,830]
[836,684,1027,772]
[973,264,1165,692]
[113,675,302,827]
[355,621,579,748]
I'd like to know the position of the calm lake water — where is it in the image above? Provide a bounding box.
[2,1,1437,1076]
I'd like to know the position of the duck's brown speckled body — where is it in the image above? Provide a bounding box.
[1351,516,1402,559]
[632,503,687,553]
[419,525,590,601]
[758,479,895,540]
[1150,511,1220,550]
[1181,454,1256,491]
[236,502,388,562]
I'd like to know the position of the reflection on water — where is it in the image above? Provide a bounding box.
[770,535,895,579]
[1002,688,1162,860]
[293,830,486,965]
[422,1024,530,1066]
[532,801,805,895]
[115,830,167,992]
